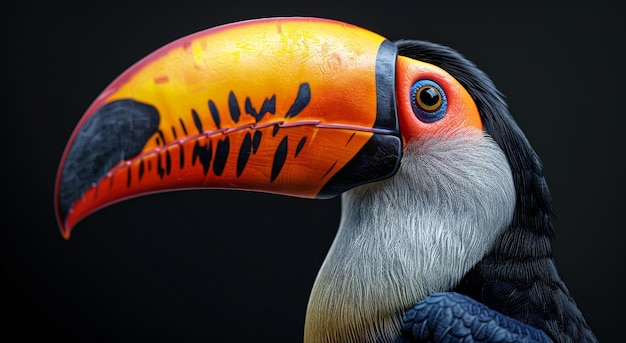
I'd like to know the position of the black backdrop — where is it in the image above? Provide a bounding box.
[2,1,622,341]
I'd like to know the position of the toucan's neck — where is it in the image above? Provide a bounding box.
[303,130,517,343]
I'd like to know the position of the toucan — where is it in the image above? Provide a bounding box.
[54,17,598,342]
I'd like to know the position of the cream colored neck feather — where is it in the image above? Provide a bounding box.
[303,129,516,343]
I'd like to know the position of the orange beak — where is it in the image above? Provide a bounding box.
[54,17,401,238]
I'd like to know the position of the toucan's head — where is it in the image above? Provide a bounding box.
[54,17,500,238]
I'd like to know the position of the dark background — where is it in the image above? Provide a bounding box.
[2,1,622,342]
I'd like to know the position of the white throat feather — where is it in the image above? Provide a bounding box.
[304,128,516,343]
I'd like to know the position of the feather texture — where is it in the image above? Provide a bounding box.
[304,129,516,342]
[398,292,553,343]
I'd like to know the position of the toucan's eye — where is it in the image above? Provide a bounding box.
[410,80,447,123]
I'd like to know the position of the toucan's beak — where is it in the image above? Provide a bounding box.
[54,17,401,239]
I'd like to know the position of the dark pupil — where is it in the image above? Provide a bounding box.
[420,87,440,108]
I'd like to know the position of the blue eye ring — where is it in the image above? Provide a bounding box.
[410,79,447,123]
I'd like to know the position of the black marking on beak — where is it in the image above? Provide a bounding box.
[213,138,230,176]
[192,109,203,133]
[295,137,306,157]
[192,140,213,175]
[252,131,262,153]
[178,118,188,135]
[229,91,241,123]
[237,132,253,177]
[285,83,311,118]
[271,137,288,182]
[58,99,159,219]
[245,95,276,122]
[209,100,221,129]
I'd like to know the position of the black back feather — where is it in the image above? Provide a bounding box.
[395,40,597,343]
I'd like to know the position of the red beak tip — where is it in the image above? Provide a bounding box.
[57,216,72,240]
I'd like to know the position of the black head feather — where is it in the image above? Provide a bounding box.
[395,40,598,342]
[396,39,554,238]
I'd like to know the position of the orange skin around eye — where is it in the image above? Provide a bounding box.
[395,56,483,144]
